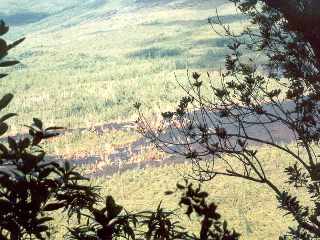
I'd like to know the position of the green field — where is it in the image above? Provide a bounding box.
[49,144,302,239]
[0,1,299,239]
[1,0,247,132]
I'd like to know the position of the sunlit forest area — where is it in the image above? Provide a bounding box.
[1,0,320,239]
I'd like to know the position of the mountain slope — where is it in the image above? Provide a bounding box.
[1,0,229,34]
[1,0,244,132]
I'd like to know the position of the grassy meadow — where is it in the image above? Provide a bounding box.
[2,0,246,132]
[0,0,300,239]
[50,145,301,239]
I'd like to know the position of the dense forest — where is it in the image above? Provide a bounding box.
[1,0,320,239]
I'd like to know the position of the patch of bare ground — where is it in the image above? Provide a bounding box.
[6,101,298,177]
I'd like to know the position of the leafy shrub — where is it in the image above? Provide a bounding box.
[67,181,240,240]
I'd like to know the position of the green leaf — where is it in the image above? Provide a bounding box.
[186,206,193,218]
[36,217,54,225]
[0,20,9,36]
[8,136,17,150]
[164,191,174,195]
[0,122,8,136]
[106,195,123,218]
[0,143,8,155]
[197,192,209,199]
[69,171,88,180]
[43,132,60,139]
[0,93,13,111]
[32,131,44,145]
[21,153,40,172]
[0,60,19,67]
[0,39,7,57]
[106,195,116,209]
[0,113,17,122]
[7,37,25,51]
[38,167,54,179]
[20,138,31,149]
[64,161,71,172]
[33,118,43,129]
[0,167,13,177]
[0,73,8,79]
[37,160,61,169]
[223,220,228,230]
[45,126,64,131]
[176,183,185,190]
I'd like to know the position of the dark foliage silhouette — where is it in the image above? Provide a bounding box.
[0,20,100,240]
[137,0,320,239]
[173,181,240,240]
[67,181,239,240]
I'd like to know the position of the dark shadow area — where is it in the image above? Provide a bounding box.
[195,37,232,48]
[208,14,247,25]
[128,46,184,59]
[1,12,49,26]
[87,0,108,8]
[142,14,246,27]
[157,100,297,154]
[1,100,298,178]
[61,101,299,177]
[193,49,227,68]
[134,0,173,9]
